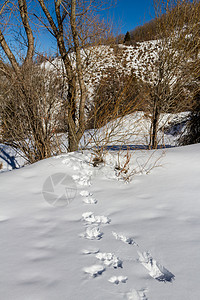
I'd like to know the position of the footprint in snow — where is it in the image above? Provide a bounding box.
[112,231,138,246]
[108,276,128,284]
[96,252,123,268]
[126,289,148,300]
[81,226,103,240]
[138,251,175,282]
[61,158,75,168]
[80,190,97,204]
[82,212,111,225]
[82,196,97,204]
[81,248,99,255]
[80,190,90,197]
[72,174,91,186]
[84,265,105,277]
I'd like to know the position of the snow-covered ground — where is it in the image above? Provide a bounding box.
[0,111,188,171]
[81,111,188,149]
[0,143,200,299]
[0,144,26,172]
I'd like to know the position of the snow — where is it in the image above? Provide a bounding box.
[0,143,200,299]
[81,111,189,149]
[0,111,188,172]
[0,144,25,172]
[83,265,105,277]
[42,41,176,102]
[108,275,128,284]
[96,252,123,268]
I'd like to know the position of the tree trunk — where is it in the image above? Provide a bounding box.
[70,0,87,147]
[151,105,159,149]
[37,0,88,153]
[150,96,160,149]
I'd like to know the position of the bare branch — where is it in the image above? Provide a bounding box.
[18,0,34,64]
[37,0,58,36]
[0,28,20,74]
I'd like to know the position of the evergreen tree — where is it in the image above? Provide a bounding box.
[124,31,131,44]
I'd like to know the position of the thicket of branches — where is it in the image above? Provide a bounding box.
[87,68,145,129]
[0,63,65,163]
[0,0,116,162]
[133,0,200,148]
[0,0,199,166]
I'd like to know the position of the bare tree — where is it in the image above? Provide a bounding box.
[0,1,65,163]
[140,0,200,148]
[0,63,65,163]
[0,0,34,73]
[0,0,115,163]
[36,0,114,152]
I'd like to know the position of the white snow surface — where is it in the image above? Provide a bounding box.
[0,111,188,171]
[81,111,188,149]
[0,144,200,299]
[0,143,25,172]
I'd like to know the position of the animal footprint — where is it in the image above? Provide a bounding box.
[84,265,105,277]
[80,190,90,197]
[112,232,138,246]
[82,212,110,225]
[82,226,103,240]
[126,289,148,300]
[96,252,122,268]
[138,251,175,282]
[72,174,91,186]
[80,190,97,204]
[108,276,128,284]
[82,196,97,204]
[81,248,99,255]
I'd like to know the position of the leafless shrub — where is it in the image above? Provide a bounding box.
[87,68,145,130]
[115,148,131,180]
[0,63,64,163]
[136,0,200,149]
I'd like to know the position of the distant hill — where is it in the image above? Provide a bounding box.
[121,1,200,44]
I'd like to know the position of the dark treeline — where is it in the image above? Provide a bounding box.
[120,1,200,45]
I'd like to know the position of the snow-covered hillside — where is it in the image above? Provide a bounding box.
[81,111,188,149]
[0,143,200,299]
[0,111,188,171]
[42,41,161,94]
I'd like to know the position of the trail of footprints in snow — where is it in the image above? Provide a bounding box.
[63,155,174,297]
[112,231,175,283]
[66,155,128,283]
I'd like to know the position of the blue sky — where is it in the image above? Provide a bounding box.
[36,0,155,54]
[108,0,155,34]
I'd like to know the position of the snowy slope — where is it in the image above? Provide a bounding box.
[0,111,188,171]
[0,144,200,299]
[42,41,161,96]
[81,111,188,149]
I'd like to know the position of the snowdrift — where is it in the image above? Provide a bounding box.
[0,144,200,299]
